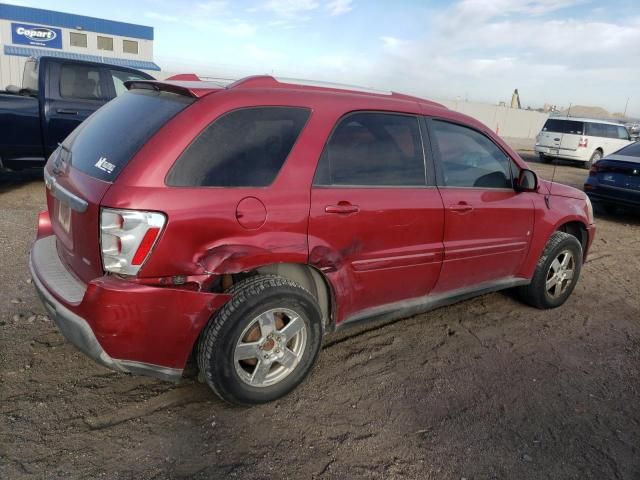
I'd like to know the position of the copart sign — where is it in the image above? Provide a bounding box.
[12,23,63,49]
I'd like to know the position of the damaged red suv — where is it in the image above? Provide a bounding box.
[31,76,595,405]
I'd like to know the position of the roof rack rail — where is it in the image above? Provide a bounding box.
[228,75,393,96]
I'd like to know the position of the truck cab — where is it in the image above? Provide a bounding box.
[0,56,153,170]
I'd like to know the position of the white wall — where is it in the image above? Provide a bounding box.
[0,53,25,87]
[439,99,549,139]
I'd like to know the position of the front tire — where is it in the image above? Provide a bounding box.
[197,275,323,405]
[518,231,583,309]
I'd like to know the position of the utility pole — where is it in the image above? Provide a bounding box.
[623,97,630,118]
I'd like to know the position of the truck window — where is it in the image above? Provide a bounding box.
[22,59,38,92]
[110,69,147,96]
[60,64,103,100]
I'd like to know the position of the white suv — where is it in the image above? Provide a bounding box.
[535,117,633,168]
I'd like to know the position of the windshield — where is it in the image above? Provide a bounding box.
[61,89,193,181]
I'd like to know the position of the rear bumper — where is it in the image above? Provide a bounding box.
[534,145,588,162]
[30,235,230,381]
[584,181,640,208]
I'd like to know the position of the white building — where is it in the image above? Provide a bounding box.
[0,3,160,89]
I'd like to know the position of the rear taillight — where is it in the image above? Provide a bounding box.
[589,162,600,176]
[100,208,166,275]
[578,136,588,148]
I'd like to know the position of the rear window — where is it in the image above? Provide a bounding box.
[166,107,310,187]
[62,89,193,181]
[542,119,584,135]
[614,142,640,158]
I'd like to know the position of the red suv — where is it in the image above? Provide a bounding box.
[31,76,595,405]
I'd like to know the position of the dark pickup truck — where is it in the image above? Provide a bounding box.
[0,56,153,170]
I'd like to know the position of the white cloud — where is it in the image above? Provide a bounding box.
[326,0,353,16]
[144,11,180,23]
[260,0,319,18]
[380,36,407,50]
[196,1,228,13]
[222,22,256,37]
[244,43,286,63]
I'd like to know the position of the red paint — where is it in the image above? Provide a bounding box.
[235,197,267,230]
[165,73,200,81]
[32,76,595,375]
[36,210,52,240]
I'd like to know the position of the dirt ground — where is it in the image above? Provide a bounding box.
[1,149,639,480]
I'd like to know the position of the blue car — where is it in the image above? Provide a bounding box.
[585,142,640,213]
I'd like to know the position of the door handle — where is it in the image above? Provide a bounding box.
[448,202,474,214]
[56,109,78,115]
[553,137,560,141]
[325,203,359,214]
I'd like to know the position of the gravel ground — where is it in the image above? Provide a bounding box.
[1,149,639,479]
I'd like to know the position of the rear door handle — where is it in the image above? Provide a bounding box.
[448,203,474,214]
[325,203,359,214]
[56,109,78,115]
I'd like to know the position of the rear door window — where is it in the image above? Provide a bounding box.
[431,120,512,189]
[585,122,623,138]
[313,112,426,186]
[62,89,193,181]
[60,64,104,100]
[167,107,310,187]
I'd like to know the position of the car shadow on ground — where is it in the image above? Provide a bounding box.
[0,168,43,194]
[593,203,640,226]
[519,151,589,169]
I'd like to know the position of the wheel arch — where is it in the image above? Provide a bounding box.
[556,220,588,253]
[255,263,334,330]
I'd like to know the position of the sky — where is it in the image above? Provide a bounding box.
[6,0,640,117]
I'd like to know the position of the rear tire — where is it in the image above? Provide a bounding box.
[197,275,323,405]
[602,203,617,215]
[539,153,552,164]
[584,150,602,169]
[518,231,583,309]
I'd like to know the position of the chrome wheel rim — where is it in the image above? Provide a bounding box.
[545,249,575,299]
[234,308,307,388]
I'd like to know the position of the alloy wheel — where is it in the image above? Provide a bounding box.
[234,308,307,388]
[545,249,575,299]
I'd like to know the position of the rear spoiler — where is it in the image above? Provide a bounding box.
[124,80,223,98]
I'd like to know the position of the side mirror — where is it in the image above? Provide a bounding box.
[515,168,538,192]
